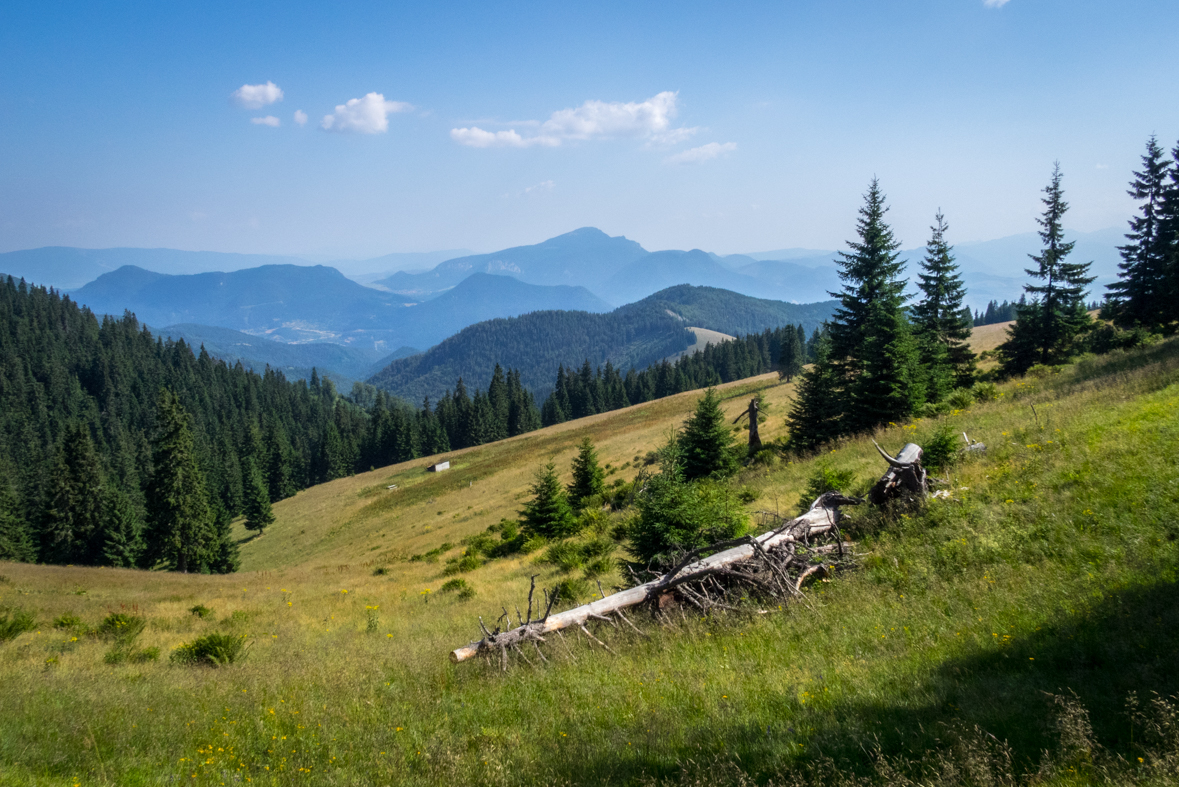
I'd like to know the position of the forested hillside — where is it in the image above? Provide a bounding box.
[0,277,543,571]
[367,285,836,402]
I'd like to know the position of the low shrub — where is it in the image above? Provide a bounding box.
[921,424,961,473]
[440,578,477,600]
[0,609,36,642]
[630,477,748,567]
[96,613,145,644]
[736,486,759,504]
[442,553,481,575]
[971,381,1000,402]
[917,401,951,418]
[551,577,589,604]
[171,633,248,667]
[947,388,975,410]
[188,604,213,619]
[797,465,856,513]
[372,566,389,576]
[543,541,584,572]
[440,578,469,593]
[52,613,83,630]
[583,556,616,579]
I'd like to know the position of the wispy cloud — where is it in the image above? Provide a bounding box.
[293,110,308,126]
[321,93,413,134]
[250,116,281,127]
[232,81,283,109]
[664,142,736,165]
[982,0,1011,7]
[450,127,544,148]
[525,180,555,194]
[452,91,694,149]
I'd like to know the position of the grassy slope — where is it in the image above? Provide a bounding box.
[2,339,1179,785]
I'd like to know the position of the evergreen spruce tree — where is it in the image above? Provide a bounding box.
[777,325,804,382]
[1001,163,1095,374]
[911,211,976,397]
[567,437,605,510]
[520,462,576,539]
[0,481,36,563]
[40,424,106,565]
[143,389,214,573]
[263,420,296,502]
[242,458,274,535]
[100,488,143,568]
[207,504,241,574]
[828,179,924,432]
[785,331,844,453]
[678,387,740,481]
[1104,136,1174,329]
[1163,140,1179,327]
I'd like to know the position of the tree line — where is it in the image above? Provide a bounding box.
[538,325,821,427]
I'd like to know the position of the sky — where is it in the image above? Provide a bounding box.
[1,0,1177,259]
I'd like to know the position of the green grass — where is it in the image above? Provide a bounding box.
[2,344,1179,785]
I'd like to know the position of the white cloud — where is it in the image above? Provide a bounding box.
[232,81,283,109]
[524,180,555,194]
[664,142,737,165]
[321,93,413,134]
[983,0,1011,7]
[451,91,694,149]
[293,110,308,126]
[450,127,536,148]
[250,115,281,127]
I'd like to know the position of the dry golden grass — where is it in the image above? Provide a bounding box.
[237,372,794,576]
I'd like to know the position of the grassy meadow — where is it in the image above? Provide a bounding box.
[3,335,1179,786]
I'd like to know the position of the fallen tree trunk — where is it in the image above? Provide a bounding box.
[449,491,860,664]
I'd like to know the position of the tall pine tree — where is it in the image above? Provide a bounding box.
[1001,163,1095,374]
[911,210,975,397]
[101,488,144,569]
[40,425,106,565]
[828,179,924,432]
[0,481,35,562]
[1104,136,1174,330]
[143,389,215,573]
[777,325,804,382]
[785,330,843,453]
[242,458,275,535]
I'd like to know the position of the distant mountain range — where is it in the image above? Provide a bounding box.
[2,224,1127,389]
[374,226,1126,309]
[71,265,611,353]
[0,246,475,290]
[366,285,837,403]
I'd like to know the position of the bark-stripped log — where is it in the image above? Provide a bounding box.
[448,491,860,664]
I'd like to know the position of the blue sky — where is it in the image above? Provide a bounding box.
[1,0,1176,259]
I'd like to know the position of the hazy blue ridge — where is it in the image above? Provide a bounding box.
[69,263,617,354]
[367,284,838,403]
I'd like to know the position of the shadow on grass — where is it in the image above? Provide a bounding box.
[554,577,1179,784]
